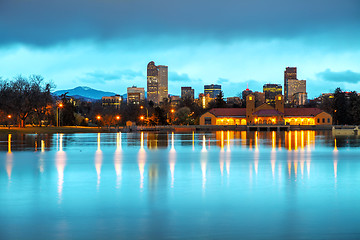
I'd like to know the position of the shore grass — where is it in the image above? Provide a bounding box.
[0,126,116,134]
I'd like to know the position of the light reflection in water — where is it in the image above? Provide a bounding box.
[6,134,13,181]
[192,131,195,151]
[271,132,276,178]
[39,140,45,173]
[56,134,66,203]
[201,135,207,152]
[254,131,259,176]
[95,133,103,190]
[334,138,338,183]
[201,151,207,190]
[138,132,146,190]
[169,132,176,188]
[226,131,231,176]
[114,133,122,188]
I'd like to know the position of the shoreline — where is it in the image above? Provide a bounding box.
[0,125,335,134]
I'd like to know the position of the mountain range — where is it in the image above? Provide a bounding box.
[53,86,120,101]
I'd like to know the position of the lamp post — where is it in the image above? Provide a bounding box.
[57,103,63,127]
[140,115,144,126]
[7,115,12,128]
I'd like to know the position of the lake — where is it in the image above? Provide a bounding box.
[1,131,360,239]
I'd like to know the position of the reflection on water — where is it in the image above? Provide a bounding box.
[114,132,122,188]
[56,134,66,203]
[95,133,102,190]
[1,130,360,239]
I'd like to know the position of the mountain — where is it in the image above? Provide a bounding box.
[53,86,119,100]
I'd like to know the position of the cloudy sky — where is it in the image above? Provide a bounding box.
[0,0,359,98]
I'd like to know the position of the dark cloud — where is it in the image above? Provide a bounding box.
[0,0,359,46]
[80,69,143,83]
[169,72,201,82]
[317,69,360,84]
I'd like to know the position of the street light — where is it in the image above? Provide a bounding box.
[140,105,149,118]
[97,115,101,120]
[116,115,120,120]
[7,115,11,119]
[57,103,64,127]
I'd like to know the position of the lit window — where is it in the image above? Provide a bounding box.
[249,96,253,100]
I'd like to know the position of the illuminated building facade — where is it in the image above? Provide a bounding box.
[127,86,145,105]
[288,79,306,104]
[147,61,168,105]
[197,93,212,109]
[263,84,282,105]
[200,94,332,126]
[181,87,195,100]
[204,84,221,99]
[284,67,297,102]
[102,95,122,109]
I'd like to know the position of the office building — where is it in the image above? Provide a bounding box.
[204,84,221,98]
[102,95,122,109]
[147,61,168,105]
[181,87,195,100]
[263,84,282,105]
[127,86,145,105]
[287,79,306,103]
[284,67,297,102]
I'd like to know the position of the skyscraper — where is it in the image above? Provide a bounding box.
[284,67,297,102]
[263,84,282,105]
[181,87,195,100]
[147,61,168,105]
[204,84,221,98]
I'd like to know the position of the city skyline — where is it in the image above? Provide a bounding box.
[0,0,359,98]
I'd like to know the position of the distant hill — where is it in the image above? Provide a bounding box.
[53,86,119,101]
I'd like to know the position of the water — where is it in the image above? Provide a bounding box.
[1,131,360,240]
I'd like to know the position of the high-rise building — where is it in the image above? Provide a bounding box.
[127,86,145,105]
[263,84,282,105]
[242,87,253,102]
[288,79,306,104]
[181,87,195,100]
[147,61,168,105]
[284,67,297,102]
[204,84,221,98]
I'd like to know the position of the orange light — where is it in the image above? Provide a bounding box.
[140,116,144,120]
[96,115,101,120]
[140,106,144,109]
[7,115,11,119]
[59,103,63,108]
[171,109,175,113]
[116,116,120,120]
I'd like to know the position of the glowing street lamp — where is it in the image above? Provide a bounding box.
[57,103,64,127]
[116,115,120,120]
[170,109,175,113]
[7,115,11,119]
[97,115,101,120]
[140,116,144,121]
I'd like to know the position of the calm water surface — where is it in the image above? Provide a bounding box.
[1,131,360,240]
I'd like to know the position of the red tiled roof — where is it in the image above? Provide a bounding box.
[252,109,283,116]
[284,108,324,117]
[208,108,246,117]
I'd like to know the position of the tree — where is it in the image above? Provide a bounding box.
[214,91,226,108]
[174,107,193,125]
[332,88,347,125]
[0,75,55,127]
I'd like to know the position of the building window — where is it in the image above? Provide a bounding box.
[322,118,325,123]
[328,118,330,123]
[249,96,252,100]
[204,117,212,125]
[317,118,320,123]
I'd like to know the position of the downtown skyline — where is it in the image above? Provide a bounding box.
[0,0,359,98]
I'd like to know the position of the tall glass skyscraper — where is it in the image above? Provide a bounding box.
[147,61,168,104]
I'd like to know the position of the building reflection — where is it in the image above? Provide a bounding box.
[56,134,66,203]
[114,132,122,188]
[201,151,207,190]
[95,133,102,190]
[147,132,168,149]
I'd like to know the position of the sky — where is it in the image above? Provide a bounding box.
[0,0,359,98]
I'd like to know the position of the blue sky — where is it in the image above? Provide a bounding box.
[0,0,359,98]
